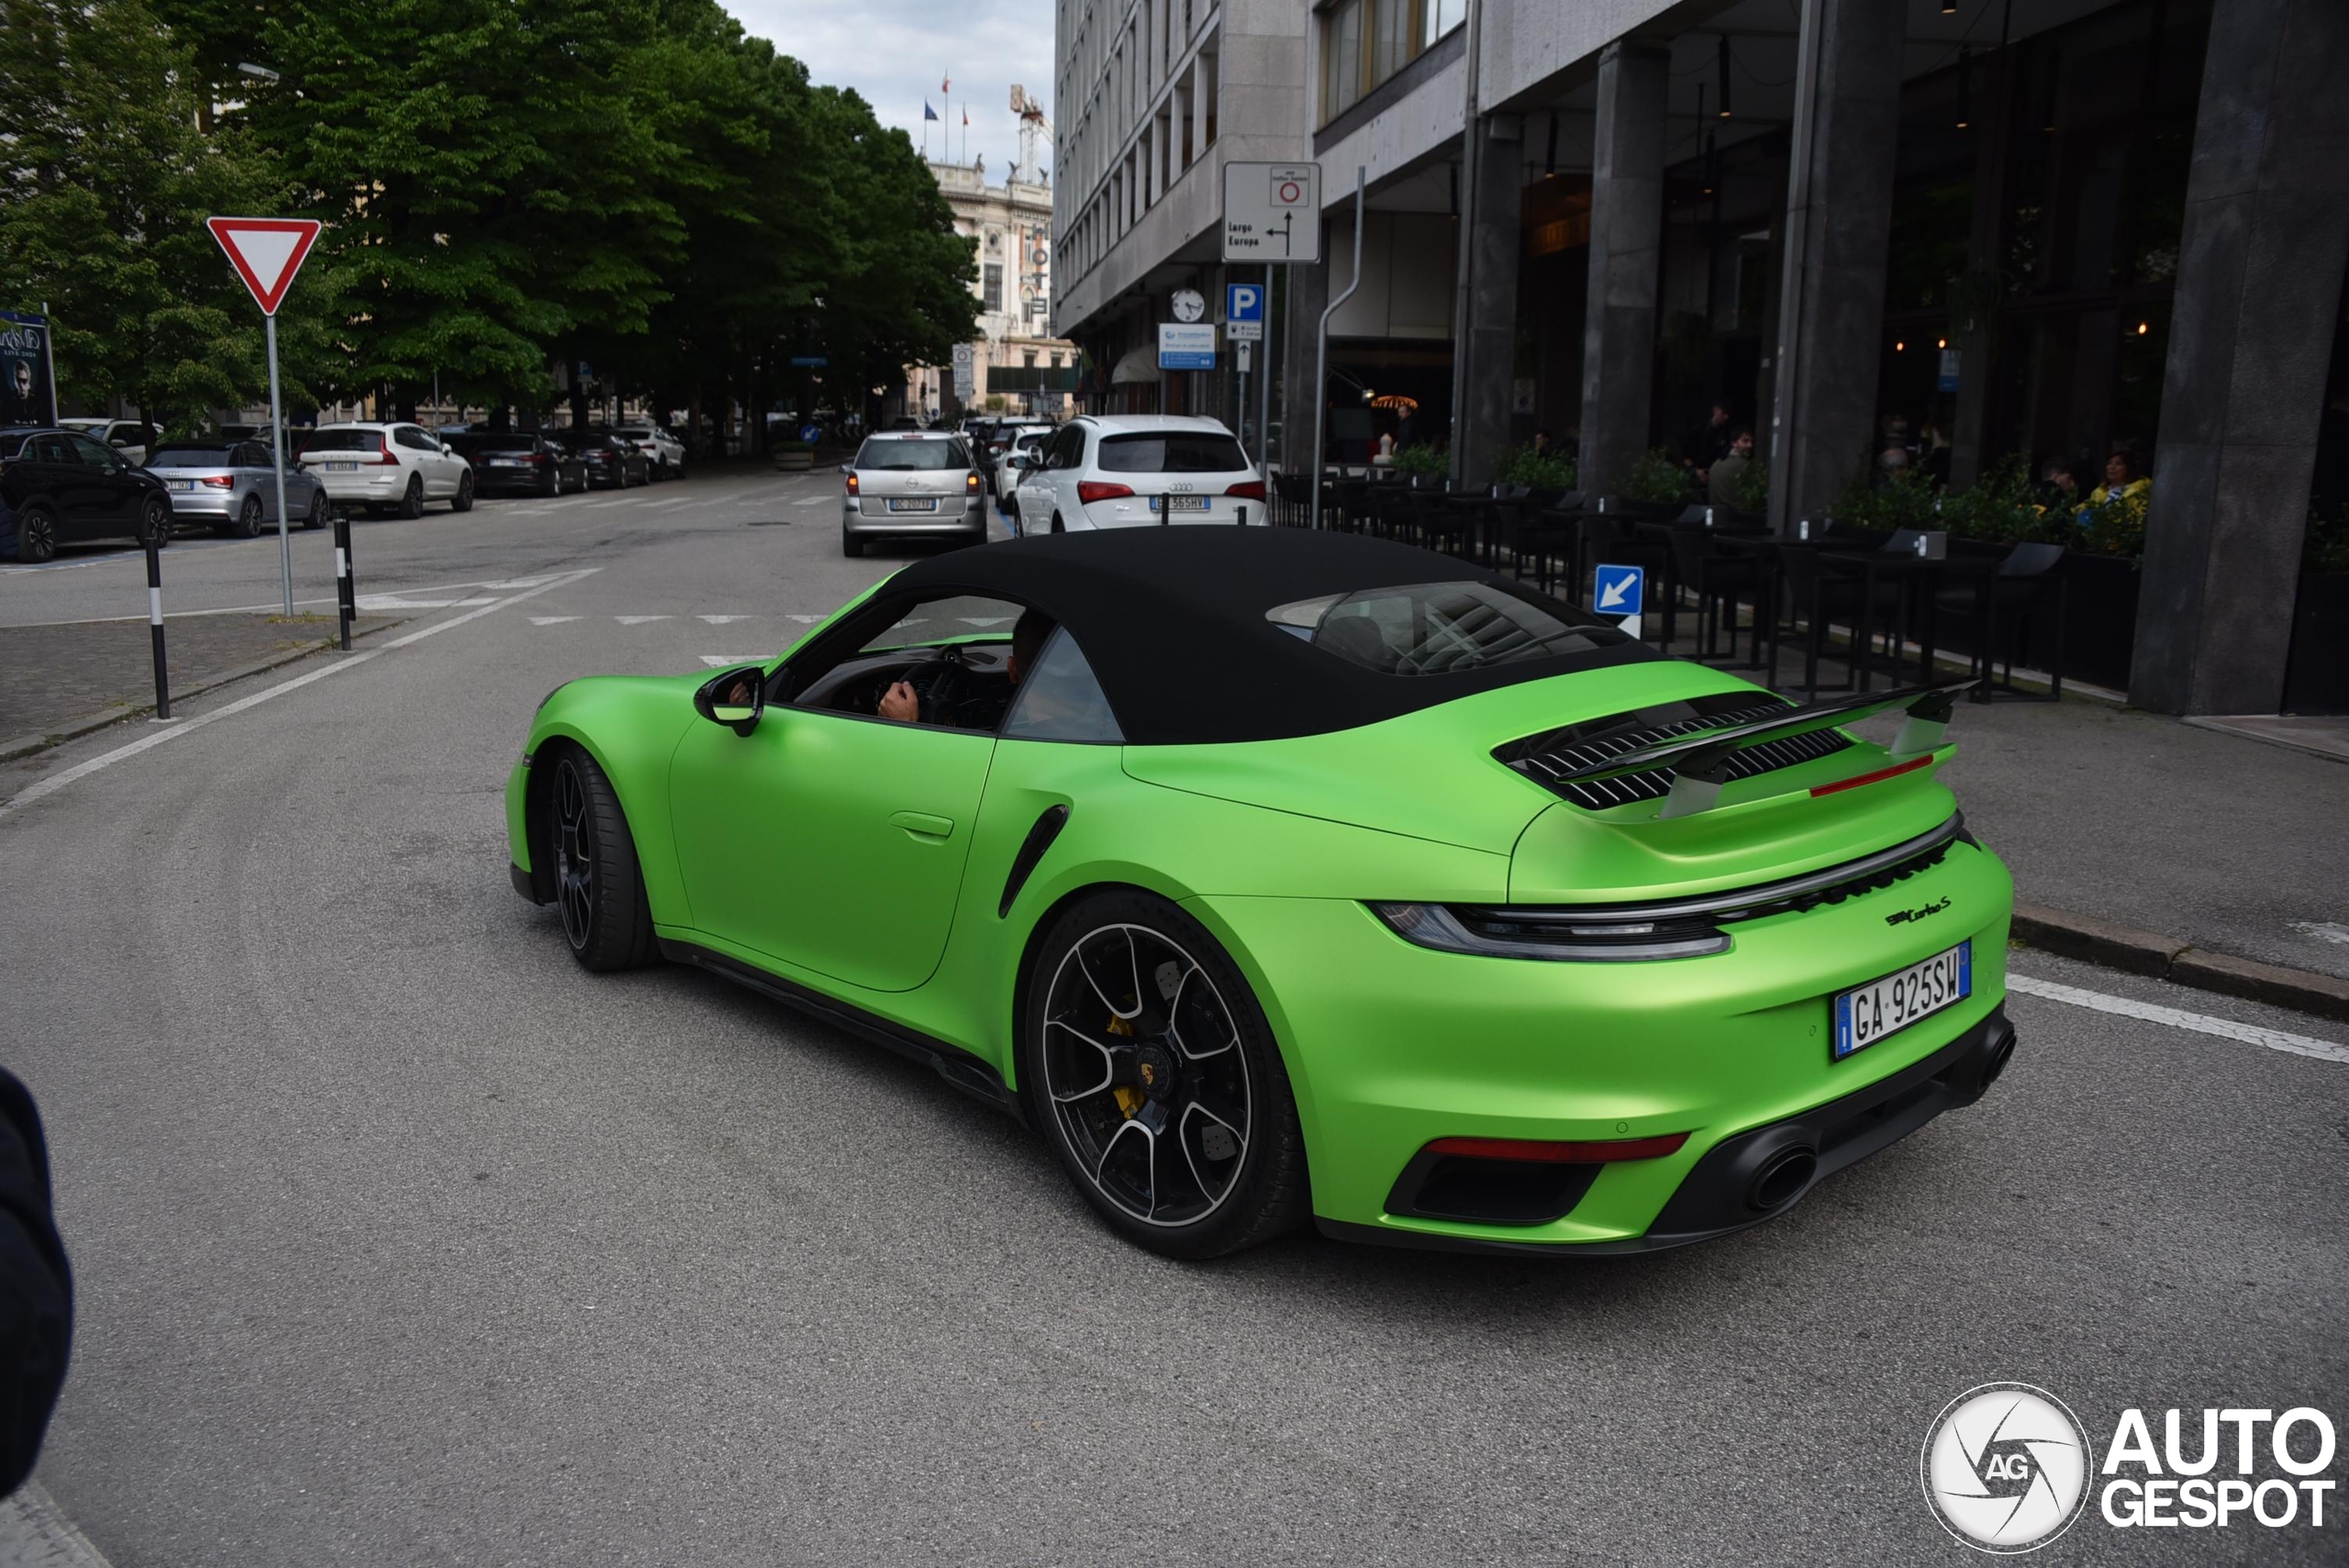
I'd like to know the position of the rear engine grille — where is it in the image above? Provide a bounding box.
[1506,698,1856,809]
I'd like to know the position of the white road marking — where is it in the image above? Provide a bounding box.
[2006,974,2349,1065]
[502,507,550,517]
[697,654,771,667]
[356,595,495,610]
[0,554,139,574]
[647,495,695,509]
[0,571,597,824]
[696,615,751,624]
[786,614,824,623]
[792,496,830,507]
[529,616,581,626]
[585,497,635,508]
[614,615,671,625]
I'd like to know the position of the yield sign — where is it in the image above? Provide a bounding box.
[206,217,323,315]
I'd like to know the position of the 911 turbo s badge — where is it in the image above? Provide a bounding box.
[1886,896,1953,927]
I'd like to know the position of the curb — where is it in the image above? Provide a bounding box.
[2011,902,2349,1026]
[0,619,406,768]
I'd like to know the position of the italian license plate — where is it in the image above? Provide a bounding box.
[167,479,195,491]
[488,458,518,466]
[1151,495,1210,513]
[1833,941,1971,1061]
[325,462,357,472]
[887,498,938,512]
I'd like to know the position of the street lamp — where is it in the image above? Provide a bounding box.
[237,61,280,83]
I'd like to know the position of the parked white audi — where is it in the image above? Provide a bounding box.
[297,422,473,517]
[1006,415,1264,533]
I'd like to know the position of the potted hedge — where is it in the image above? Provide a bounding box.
[772,439,815,472]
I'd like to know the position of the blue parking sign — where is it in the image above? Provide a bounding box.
[1594,563,1644,617]
[1227,283,1264,324]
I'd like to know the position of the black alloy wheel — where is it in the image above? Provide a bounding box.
[234,494,264,539]
[398,474,425,518]
[1024,890,1308,1259]
[140,496,174,550]
[303,492,328,530]
[545,747,655,972]
[11,505,56,564]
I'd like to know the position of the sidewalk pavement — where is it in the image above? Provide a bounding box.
[1641,606,2349,1016]
[0,611,398,762]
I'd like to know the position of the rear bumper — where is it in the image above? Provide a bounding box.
[843,499,986,536]
[1321,1006,2016,1256]
[162,491,239,518]
[475,469,551,492]
[308,470,407,501]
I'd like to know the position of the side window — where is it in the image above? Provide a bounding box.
[1002,628,1123,743]
[236,443,267,467]
[395,427,432,451]
[31,435,73,464]
[65,433,116,466]
[787,593,1033,732]
[1047,428,1083,470]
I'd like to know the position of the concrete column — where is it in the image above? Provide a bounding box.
[1948,48,2016,493]
[1765,0,1908,536]
[1282,220,1331,473]
[2130,0,2349,715]
[1576,42,1668,499]
[1452,114,1525,490]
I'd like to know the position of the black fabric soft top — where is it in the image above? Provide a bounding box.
[876,528,1662,745]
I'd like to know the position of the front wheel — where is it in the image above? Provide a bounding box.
[11,504,56,563]
[451,473,473,513]
[544,746,656,972]
[1022,890,1308,1260]
[140,497,174,550]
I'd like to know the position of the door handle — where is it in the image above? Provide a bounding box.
[888,810,955,841]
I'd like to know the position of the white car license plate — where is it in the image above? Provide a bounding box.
[167,479,195,492]
[488,457,518,466]
[1833,941,1971,1061]
[1151,495,1210,513]
[887,498,938,512]
[324,462,357,472]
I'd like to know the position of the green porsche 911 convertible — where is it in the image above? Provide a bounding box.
[507,528,2015,1259]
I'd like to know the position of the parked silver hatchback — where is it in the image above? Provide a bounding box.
[840,432,985,558]
[145,439,330,537]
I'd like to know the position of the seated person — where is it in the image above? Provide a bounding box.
[877,606,1054,727]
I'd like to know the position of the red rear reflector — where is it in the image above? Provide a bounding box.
[845,473,860,494]
[1425,1134,1689,1164]
[1809,754,1934,797]
[1226,480,1267,501]
[1076,480,1133,505]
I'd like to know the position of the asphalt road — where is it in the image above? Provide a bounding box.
[0,473,2342,1565]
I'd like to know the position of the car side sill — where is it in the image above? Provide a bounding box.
[657,938,1027,1125]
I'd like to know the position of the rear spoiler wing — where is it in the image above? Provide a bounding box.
[1542,680,1977,818]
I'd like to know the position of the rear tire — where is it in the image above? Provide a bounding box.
[544,746,657,973]
[233,494,263,539]
[302,492,327,530]
[397,475,424,519]
[1021,889,1309,1260]
[11,505,56,563]
[841,529,864,558]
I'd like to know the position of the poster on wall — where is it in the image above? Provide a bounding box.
[0,310,57,427]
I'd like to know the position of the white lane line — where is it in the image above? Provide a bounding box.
[585,497,636,508]
[0,571,597,824]
[792,496,830,507]
[785,614,824,623]
[2006,974,2349,1065]
[614,615,671,625]
[529,616,581,626]
[697,615,751,624]
[502,506,551,517]
[646,495,695,509]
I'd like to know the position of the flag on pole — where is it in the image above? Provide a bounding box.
[941,73,952,94]
[923,102,938,121]
[962,107,969,127]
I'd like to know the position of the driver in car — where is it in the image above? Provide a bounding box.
[876,607,1052,726]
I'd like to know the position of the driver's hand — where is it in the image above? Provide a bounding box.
[878,681,919,722]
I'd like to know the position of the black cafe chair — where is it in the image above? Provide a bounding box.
[1666,516,1765,665]
[1932,541,2067,701]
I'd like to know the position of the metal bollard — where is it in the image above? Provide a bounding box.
[333,505,355,651]
[143,532,170,719]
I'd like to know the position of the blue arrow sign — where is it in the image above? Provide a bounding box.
[1594,563,1644,617]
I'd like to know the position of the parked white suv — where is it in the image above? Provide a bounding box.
[297,422,473,517]
[1007,416,1264,533]
[612,424,687,480]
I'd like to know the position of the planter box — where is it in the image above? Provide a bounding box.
[772,447,814,471]
[2283,573,2349,715]
[1923,550,2142,691]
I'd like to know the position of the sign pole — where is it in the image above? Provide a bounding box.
[334,500,355,651]
[266,311,292,617]
[1260,263,1275,483]
[144,531,170,719]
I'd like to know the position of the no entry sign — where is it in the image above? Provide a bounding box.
[206,217,323,316]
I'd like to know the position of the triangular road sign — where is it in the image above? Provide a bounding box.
[206,217,323,316]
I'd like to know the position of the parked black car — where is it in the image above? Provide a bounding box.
[468,435,588,497]
[571,432,649,489]
[0,428,174,562]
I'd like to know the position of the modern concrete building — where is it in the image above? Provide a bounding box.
[911,157,1081,422]
[1051,0,2349,717]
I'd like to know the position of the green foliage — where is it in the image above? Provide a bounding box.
[1837,453,2154,562]
[1834,463,1942,536]
[1391,442,1449,478]
[1620,447,1694,505]
[0,0,312,434]
[1499,445,1576,491]
[1935,454,2035,543]
[1720,453,1769,514]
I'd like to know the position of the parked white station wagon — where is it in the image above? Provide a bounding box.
[1006,415,1265,533]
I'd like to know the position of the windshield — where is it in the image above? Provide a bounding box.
[1267,580,1634,675]
[149,447,236,467]
[302,430,380,453]
[856,437,968,471]
[1097,432,1248,473]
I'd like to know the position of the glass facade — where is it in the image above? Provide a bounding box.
[1319,0,1465,125]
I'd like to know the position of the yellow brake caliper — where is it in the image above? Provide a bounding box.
[1107,1015,1142,1118]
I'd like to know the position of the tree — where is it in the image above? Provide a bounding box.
[0,0,304,433]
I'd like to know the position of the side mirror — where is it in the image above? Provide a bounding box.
[694,664,768,737]
[839,462,854,475]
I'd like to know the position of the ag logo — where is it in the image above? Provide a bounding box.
[1920,1383,2094,1552]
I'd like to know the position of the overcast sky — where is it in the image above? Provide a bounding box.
[723,1,1056,177]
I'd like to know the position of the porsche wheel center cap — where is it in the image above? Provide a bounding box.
[1133,1044,1177,1104]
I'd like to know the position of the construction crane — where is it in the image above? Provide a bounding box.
[1009,84,1052,185]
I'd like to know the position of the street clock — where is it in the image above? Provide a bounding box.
[1170,288,1207,324]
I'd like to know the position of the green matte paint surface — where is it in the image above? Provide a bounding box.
[507,612,2013,1251]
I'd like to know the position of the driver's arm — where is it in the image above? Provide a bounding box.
[878,681,919,722]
